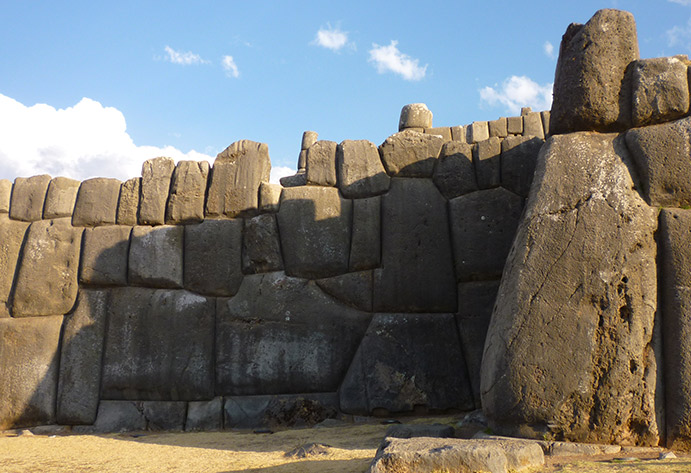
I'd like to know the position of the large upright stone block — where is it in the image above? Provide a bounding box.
[166,160,209,224]
[632,56,690,127]
[139,157,175,225]
[481,133,660,445]
[277,186,352,279]
[129,225,184,288]
[13,218,83,317]
[10,174,51,222]
[101,287,215,400]
[0,316,63,429]
[0,179,11,213]
[43,177,80,219]
[306,140,338,187]
[373,178,456,312]
[215,272,371,395]
[432,141,478,199]
[0,216,29,317]
[184,219,243,296]
[242,214,283,274]
[349,196,381,271]
[500,136,544,198]
[72,177,121,226]
[206,140,271,218]
[79,225,131,286]
[337,140,390,198]
[550,9,639,134]
[473,137,501,189]
[117,177,140,225]
[379,130,444,178]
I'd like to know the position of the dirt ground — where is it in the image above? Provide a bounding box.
[0,417,689,473]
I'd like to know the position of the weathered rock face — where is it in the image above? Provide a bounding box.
[500,136,544,198]
[349,196,381,271]
[379,130,444,177]
[80,225,131,286]
[10,174,51,222]
[337,139,390,198]
[242,214,283,274]
[432,141,477,199]
[139,157,175,225]
[481,132,660,445]
[0,216,29,317]
[473,137,501,189]
[72,177,121,226]
[44,177,80,219]
[631,56,690,127]
[0,179,11,213]
[399,103,433,130]
[306,140,338,187]
[166,160,209,224]
[128,225,184,289]
[550,9,639,134]
[117,178,140,225]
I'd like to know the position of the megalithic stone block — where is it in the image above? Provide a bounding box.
[399,103,433,131]
[432,141,478,199]
[349,196,381,271]
[306,140,338,187]
[632,56,690,127]
[473,137,501,189]
[0,215,29,317]
[0,179,11,213]
[337,140,390,199]
[10,174,51,222]
[79,225,131,286]
[72,177,121,226]
[129,225,184,289]
[206,140,271,218]
[500,135,544,198]
[166,160,210,224]
[242,214,283,274]
[139,157,175,225]
[379,130,444,178]
[117,177,140,226]
[43,177,80,219]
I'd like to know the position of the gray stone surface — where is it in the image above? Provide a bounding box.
[10,174,51,222]
[277,186,352,279]
[216,272,371,395]
[467,121,489,143]
[186,397,223,431]
[316,270,373,312]
[0,316,63,429]
[56,290,108,425]
[507,116,523,134]
[43,177,80,219]
[129,225,184,288]
[79,225,131,286]
[349,196,381,271]
[301,130,319,150]
[206,140,271,218]
[101,287,215,400]
[451,125,466,142]
[13,218,83,317]
[165,160,209,224]
[242,214,283,274]
[481,132,660,445]
[259,182,282,212]
[432,141,478,199]
[337,139,390,198]
[306,140,338,186]
[83,401,186,432]
[541,111,551,136]
[374,178,456,312]
[72,177,121,226]
[379,130,444,178]
[625,116,691,207]
[297,149,308,171]
[424,127,452,141]
[224,393,339,429]
[339,313,473,414]
[632,56,690,127]
[185,219,243,296]
[117,177,140,226]
[385,423,455,439]
[368,437,544,473]
[550,9,639,134]
[0,216,29,317]
[523,112,545,139]
[139,157,175,225]
[473,137,501,189]
[279,171,306,188]
[500,136,544,198]
[0,179,11,213]
[399,103,433,130]
[489,118,508,138]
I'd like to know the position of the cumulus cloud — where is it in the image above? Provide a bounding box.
[544,41,556,59]
[479,76,553,115]
[312,24,351,51]
[667,17,691,49]
[164,46,209,65]
[222,55,240,78]
[0,94,214,182]
[368,41,427,81]
[270,166,295,184]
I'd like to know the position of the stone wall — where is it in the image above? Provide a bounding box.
[0,105,543,432]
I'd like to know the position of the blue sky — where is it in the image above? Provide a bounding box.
[1,0,691,182]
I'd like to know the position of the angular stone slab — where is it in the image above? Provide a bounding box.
[337,139,390,198]
[0,179,11,213]
[242,214,283,274]
[10,174,51,222]
[306,140,338,186]
[279,171,306,188]
[224,393,339,429]
[473,137,501,189]
[186,397,223,431]
[79,225,131,286]
[500,136,544,198]
[81,400,186,433]
[379,130,444,178]
[72,177,121,226]
[399,103,432,130]
[43,177,80,219]
[522,112,545,139]
[374,178,456,312]
[632,56,690,127]
[184,219,243,296]
[451,125,466,143]
[139,157,175,225]
[101,287,215,400]
[507,116,523,135]
[277,186,352,279]
[0,216,29,317]
[0,316,63,430]
[339,313,473,414]
[424,127,452,142]
[489,118,508,138]
[316,270,373,312]
[129,225,183,289]
[433,141,478,199]
[301,130,319,150]
[166,160,209,224]
[216,272,371,395]
[449,188,523,280]
[259,182,282,212]
[481,132,660,445]
[13,218,83,317]
[625,116,691,207]
[550,9,639,134]
[350,196,381,271]
[206,140,271,218]
[57,290,108,425]
[117,177,140,226]
[467,121,489,143]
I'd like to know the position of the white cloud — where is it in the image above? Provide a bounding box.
[164,46,209,65]
[270,166,295,185]
[222,55,240,78]
[0,94,214,182]
[479,76,553,115]
[544,41,555,59]
[670,0,691,5]
[313,25,350,51]
[368,41,427,81]
[667,17,691,48]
